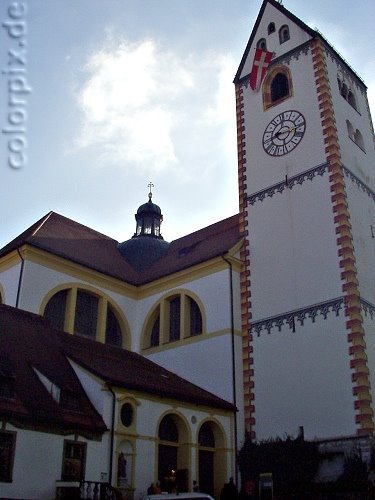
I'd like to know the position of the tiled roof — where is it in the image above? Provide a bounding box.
[0,305,235,434]
[0,305,107,435]
[58,331,236,411]
[0,211,241,285]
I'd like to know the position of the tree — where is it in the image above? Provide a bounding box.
[238,435,321,497]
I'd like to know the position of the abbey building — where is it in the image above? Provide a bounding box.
[1,1,375,499]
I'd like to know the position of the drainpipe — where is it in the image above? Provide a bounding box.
[15,249,25,308]
[108,385,116,486]
[222,255,239,488]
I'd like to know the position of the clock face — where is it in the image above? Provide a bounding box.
[262,110,306,156]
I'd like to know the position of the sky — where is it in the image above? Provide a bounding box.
[1,0,375,249]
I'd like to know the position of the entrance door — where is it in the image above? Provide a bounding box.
[199,449,214,496]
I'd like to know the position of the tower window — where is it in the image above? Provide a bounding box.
[256,38,267,51]
[279,25,290,44]
[337,73,359,112]
[75,290,98,339]
[268,22,275,35]
[169,296,181,342]
[44,289,67,331]
[271,73,289,102]
[262,65,292,110]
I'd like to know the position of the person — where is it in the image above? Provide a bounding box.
[193,480,199,492]
[239,479,255,499]
[147,483,155,495]
[221,477,238,500]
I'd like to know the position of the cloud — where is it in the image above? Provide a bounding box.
[73,37,237,175]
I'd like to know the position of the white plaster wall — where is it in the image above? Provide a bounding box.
[0,261,22,306]
[252,312,356,440]
[362,314,375,409]
[2,425,105,500]
[146,334,237,404]
[344,180,375,304]
[249,174,342,320]
[239,3,312,80]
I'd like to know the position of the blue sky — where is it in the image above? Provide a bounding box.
[1,0,374,249]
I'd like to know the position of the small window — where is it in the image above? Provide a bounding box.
[354,129,365,151]
[268,22,275,35]
[271,73,289,102]
[279,25,290,44]
[0,432,16,482]
[44,289,67,330]
[256,38,267,51]
[169,297,181,342]
[189,297,202,336]
[62,441,86,481]
[74,290,98,339]
[120,403,134,427]
[150,314,160,347]
[346,119,355,141]
[106,306,122,347]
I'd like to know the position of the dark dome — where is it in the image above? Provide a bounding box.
[137,200,162,215]
[118,236,169,273]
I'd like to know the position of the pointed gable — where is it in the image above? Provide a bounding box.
[234,0,316,83]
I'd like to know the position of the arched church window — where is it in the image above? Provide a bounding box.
[279,25,290,44]
[159,415,179,442]
[198,422,215,448]
[43,287,126,347]
[143,292,204,349]
[256,38,267,51]
[271,73,289,102]
[268,22,275,35]
[44,289,68,330]
[347,90,358,110]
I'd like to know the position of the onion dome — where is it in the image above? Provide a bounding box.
[118,187,169,272]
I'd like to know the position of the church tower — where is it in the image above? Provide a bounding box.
[235,0,375,442]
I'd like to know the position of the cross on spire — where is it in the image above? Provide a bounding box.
[148,181,154,201]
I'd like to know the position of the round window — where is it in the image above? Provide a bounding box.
[120,403,133,427]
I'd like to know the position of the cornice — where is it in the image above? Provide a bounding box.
[247,162,329,206]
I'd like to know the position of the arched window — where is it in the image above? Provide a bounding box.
[354,129,365,151]
[347,90,357,110]
[143,292,204,349]
[271,73,289,102]
[43,287,126,347]
[256,38,267,51]
[279,25,290,44]
[159,415,179,442]
[262,65,292,110]
[268,22,275,35]
[346,119,355,141]
[199,423,215,448]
